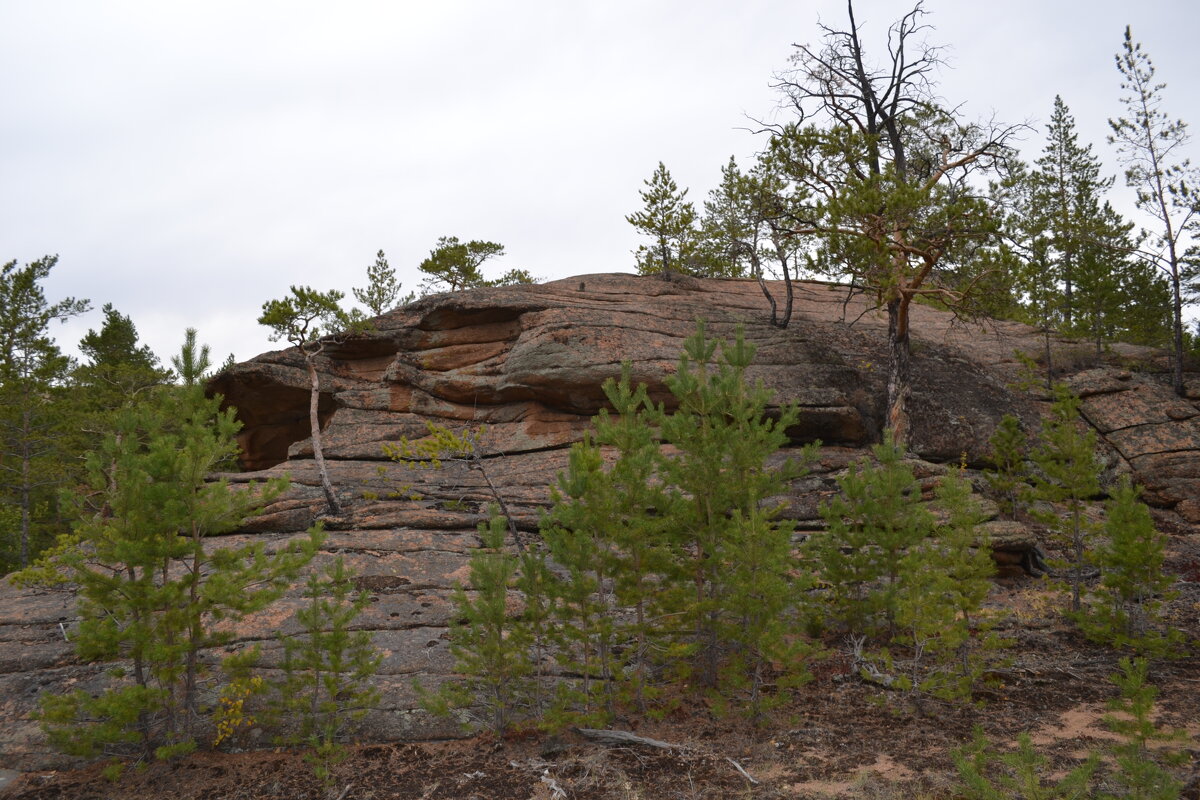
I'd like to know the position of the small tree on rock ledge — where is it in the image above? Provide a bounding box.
[259,286,366,516]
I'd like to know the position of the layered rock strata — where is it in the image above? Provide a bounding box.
[1,273,1195,769]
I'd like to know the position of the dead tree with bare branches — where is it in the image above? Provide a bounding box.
[765,1,1022,442]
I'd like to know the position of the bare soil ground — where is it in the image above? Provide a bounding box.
[6,535,1200,800]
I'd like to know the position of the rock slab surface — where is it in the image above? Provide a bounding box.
[1,273,1195,770]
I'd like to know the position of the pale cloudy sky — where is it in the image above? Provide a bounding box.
[3,1,1198,367]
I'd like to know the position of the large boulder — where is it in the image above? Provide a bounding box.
[1,273,1193,770]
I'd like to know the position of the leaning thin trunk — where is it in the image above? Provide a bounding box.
[749,247,779,327]
[778,252,794,329]
[305,354,342,515]
[885,298,912,444]
[749,241,794,329]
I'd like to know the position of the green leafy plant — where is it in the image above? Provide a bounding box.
[383,423,523,542]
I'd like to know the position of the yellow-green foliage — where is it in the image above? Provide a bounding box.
[212,675,265,748]
[383,422,484,470]
[381,422,486,501]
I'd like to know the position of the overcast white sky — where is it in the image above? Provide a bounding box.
[3,1,1198,368]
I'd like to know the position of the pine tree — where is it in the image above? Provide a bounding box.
[514,539,555,719]
[23,387,321,763]
[697,154,803,325]
[985,414,1028,519]
[1000,159,1066,386]
[1110,27,1200,397]
[1031,96,1113,330]
[656,323,816,693]
[171,327,211,387]
[258,286,366,515]
[272,556,381,781]
[1031,386,1101,614]
[539,368,675,720]
[419,511,532,735]
[417,237,530,294]
[696,156,756,279]
[1005,99,1169,363]
[1079,479,1178,654]
[591,375,677,712]
[353,249,410,315]
[807,434,934,638]
[74,303,171,408]
[1109,253,1173,348]
[541,439,625,725]
[626,162,701,277]
[537,326,817,716]
[1101,658,1188,800]
[892,465,997,700]
[0,255,89,570]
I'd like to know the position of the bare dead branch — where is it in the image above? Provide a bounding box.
[574,728,682,750]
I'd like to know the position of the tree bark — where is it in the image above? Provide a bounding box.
[19,407,31,567]
[885,298,912,444]
[1044,328,1054,394]
[1169,252,1185,397]
[305,353,342,516]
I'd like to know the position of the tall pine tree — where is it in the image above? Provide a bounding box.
[0,256,89,570]
[1110,27,1199,396]
[626,162,701,277]
[23,386,321,763]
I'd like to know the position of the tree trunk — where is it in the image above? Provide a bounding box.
[1044,328,1054,394]
[305,354,342,516]
[1170,258,1185,397]
[885,298,912,444]
[19,408,31,567]
[751,249,779,327]
[184,522,203,739]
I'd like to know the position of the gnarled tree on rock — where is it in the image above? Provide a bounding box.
[767,0,1020,442]
[259,286,364,516]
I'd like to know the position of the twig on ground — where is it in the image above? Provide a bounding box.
[726,757,760,785]
[541,769,567,799]
[848,635,898,689]
[574,728,681,750]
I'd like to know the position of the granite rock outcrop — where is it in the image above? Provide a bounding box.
[1,273,1195,770]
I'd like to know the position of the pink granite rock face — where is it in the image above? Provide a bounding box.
[0,274,1193,770]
